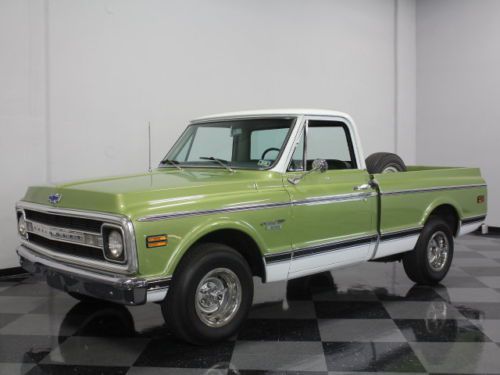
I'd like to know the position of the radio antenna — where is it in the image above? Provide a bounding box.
[148,121,152,173]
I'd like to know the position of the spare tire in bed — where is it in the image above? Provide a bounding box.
[365,152,407,174]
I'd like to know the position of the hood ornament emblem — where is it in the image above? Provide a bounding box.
[48,193,62,205]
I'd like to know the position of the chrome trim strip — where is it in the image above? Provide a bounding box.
[138,201,291,222]
[461,215,487,225]
[381,183,487,196]
[294,192,376,206]
[137,192,376,222]
[16,201,138,275]
[379,227,423,241]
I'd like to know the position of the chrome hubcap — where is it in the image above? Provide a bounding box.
[427,231,449,271]
[382,166,399,173]
[195,268,242,327]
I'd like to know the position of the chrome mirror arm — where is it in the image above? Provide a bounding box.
[287,159,328,185]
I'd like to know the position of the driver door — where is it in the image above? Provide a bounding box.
[285,118,377,277]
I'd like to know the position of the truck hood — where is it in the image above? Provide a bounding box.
[22,168,278,219]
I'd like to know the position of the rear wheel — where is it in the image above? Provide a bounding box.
[366,152,407,174]
[403,217,454,285]
[162,243,253,344]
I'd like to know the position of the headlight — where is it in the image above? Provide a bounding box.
[105,230,124,261]
[18,215,27,238]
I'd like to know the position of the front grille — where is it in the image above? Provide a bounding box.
[28,233,105,261]
[25,209,103,233]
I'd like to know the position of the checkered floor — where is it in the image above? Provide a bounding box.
[1,234,500,375]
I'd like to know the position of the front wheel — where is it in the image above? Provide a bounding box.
[162,243,253,345]
[403,217,454,285]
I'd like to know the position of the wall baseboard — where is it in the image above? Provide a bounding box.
[474,226,500,236]
[0,267,27,278]
[487,226,500,234]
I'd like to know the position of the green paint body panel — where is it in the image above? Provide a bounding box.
[21,163,487,279]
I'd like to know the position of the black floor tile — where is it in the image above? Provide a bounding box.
[322,341,426,372]
[26,364,129,374]
[133,338,234,368]
[314,301,390,319]
[395,319,490,342]
[228,371,328,375]
[375,286,445,301]
[238,319,320,341]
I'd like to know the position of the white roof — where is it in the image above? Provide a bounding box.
[192,108,352,122]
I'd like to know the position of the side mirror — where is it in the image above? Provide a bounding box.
[311,159,328,173]
[288,159,328,185]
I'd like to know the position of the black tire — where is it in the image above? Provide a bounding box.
[365,152,407,174]
[162,243,253,345]
[403,217,454,285]
[68,291,100,303]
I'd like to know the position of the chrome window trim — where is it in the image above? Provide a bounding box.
[16,201,138,275]
[160,115,300,173]
[299,114,367,171]
[137,191,377,222]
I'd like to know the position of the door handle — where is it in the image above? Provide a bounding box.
[353,183,372,191]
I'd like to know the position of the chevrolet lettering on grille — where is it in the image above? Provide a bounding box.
[31,221,85,243]
[26,221,103,248]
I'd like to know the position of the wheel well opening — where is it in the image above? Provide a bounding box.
[428,204,460,236]
[193,229,266,281]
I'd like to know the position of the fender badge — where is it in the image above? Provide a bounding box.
[261,219,285,231]
[48,193,62,205]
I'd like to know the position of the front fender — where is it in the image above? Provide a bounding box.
[161,216,268,278]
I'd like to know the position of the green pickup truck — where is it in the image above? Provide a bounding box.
[16,109,487,344]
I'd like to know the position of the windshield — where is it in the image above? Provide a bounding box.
[161,118,295,170]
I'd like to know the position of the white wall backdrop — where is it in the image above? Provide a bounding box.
[416,0,500,226]
[0,0,417,268]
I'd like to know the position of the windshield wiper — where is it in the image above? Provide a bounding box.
[159,159,182,170]
[199,156,234,173]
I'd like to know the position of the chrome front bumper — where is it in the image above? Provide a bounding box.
[17,245,170,305]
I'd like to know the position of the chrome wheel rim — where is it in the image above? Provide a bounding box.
[382,166,399,173]
[195,268,242,327]
[427,231,449,271]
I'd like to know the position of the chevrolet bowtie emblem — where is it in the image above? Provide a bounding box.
[48,193,62,205]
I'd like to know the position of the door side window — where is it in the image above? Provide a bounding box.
[306,121,357,170]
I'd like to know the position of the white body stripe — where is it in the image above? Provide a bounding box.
[371,235,419,259]
[459,221,484,236]
[288,242,372,278]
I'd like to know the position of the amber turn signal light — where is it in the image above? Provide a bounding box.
[146,234,168,248]
[477,195,485,204]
